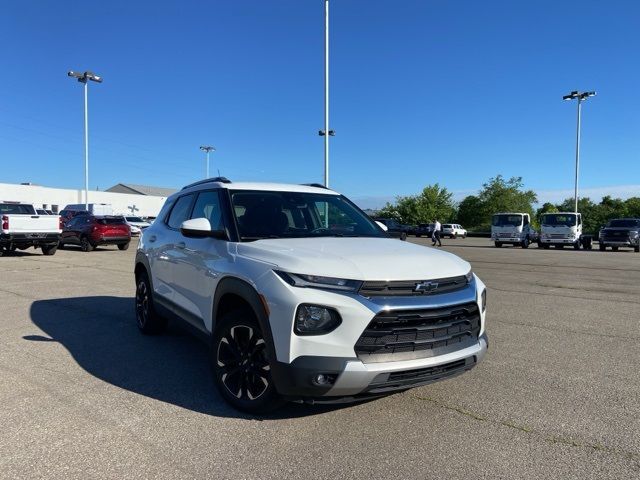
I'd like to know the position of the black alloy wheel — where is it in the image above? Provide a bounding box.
[213,312,282,413]
[80,236,94,252]
[135,272,166,334]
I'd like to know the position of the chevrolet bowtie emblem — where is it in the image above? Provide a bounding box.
[414,281,438,293]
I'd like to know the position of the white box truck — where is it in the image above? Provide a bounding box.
[491,212,537,248]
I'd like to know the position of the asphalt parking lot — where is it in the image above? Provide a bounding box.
[1,237,639,479]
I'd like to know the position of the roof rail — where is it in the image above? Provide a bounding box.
[301,183,328,189]
[181,177,232,190]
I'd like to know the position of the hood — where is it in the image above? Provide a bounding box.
[236,237,470,281]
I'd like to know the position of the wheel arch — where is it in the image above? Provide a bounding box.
[212,277,276,363]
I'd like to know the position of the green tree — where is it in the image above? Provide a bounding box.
[477,175,537,218]
[457,175,537,230]
[376,184,455,224]
[456,195,485,229]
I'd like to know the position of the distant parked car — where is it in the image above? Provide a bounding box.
[415,223,434,238]
[59,209,89,225]
[373,218,407,240]
[59,215,131,252]
[598,218,640,252]
[124,216,151,236]
[442,224,467,239]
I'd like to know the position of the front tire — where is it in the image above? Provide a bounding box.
[599,243,606,251]
[212,310,282,413]
[635,245,639,253]
[521,237,530,249]
[494,242,503,248]
[612,246,619,252]
[135,272,167,334]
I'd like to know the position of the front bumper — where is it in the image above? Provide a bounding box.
[539,237,577,244]
[272,334,488,401]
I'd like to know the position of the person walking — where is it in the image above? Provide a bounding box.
[432,219,442,247]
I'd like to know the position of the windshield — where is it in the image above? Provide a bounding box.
[126,216,144,222]
[607,219,640,228]
[492,214,523,227]
[541,214,577,227]
[230,190,385,240]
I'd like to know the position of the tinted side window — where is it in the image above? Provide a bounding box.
[191,191,223,230]
[167,194,195,229]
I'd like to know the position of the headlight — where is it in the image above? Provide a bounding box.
[275,271,362,292]
[465,270,474,284]
[630,231,639,238]
[295,304,342,335]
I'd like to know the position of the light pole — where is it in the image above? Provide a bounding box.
[200,145,215,178]
[68,70,102,210]
[317,0,334,187]
[563,90,596,213]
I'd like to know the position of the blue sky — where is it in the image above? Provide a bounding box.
[1,0,638,208]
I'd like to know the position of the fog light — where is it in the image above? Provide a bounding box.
[295,304,342,335]
[312,373,337,386]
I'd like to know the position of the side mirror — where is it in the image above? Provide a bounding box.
[180,217,227,239]
[375,221,388,232]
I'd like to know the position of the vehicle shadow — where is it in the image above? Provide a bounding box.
[28,296,352,420]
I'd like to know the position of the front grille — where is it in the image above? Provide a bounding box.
[498,233,516,238]
[365,357,476,393]
[354,302,481,363]
[549,234,568,239]
[359,275,468,297]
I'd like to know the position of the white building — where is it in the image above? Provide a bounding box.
[0,182,175,217]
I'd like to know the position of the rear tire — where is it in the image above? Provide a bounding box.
[41,244,57,256]
[80,236,94,252]
[212,309,283,414]
[135,271,167,334]
[118,242,130,251]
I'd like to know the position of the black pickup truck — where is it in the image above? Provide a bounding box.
[598,218,640,252]
[373,218,408,240]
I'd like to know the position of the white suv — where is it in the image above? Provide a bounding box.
[442,224,467,239]
[134,178,488,412]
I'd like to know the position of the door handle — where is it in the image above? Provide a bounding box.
[149,235,157,242]
[176,242,186,249]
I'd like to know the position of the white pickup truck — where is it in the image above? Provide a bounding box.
[0,203,62,256]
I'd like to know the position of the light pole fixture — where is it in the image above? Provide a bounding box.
[68,70,103,210]
[563,90,596,213]
[317,0,331,188]
[200,145,216,178]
